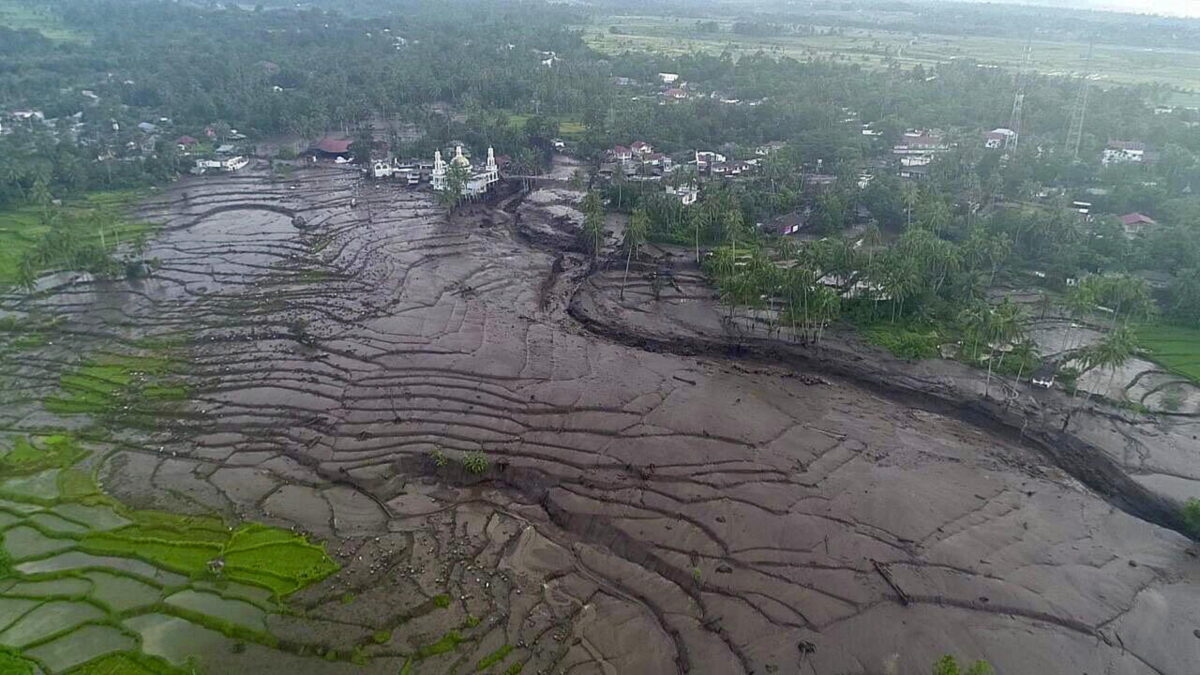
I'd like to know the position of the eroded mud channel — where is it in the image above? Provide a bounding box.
[2,167,1199,674]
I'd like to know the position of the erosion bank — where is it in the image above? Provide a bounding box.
[568,257,1194,538]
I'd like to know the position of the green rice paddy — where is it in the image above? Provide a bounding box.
[0,191,151,286]
[0,335,344,672]
[1138,323,1200,383]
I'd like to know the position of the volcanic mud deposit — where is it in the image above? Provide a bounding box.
[2,167,1199,674]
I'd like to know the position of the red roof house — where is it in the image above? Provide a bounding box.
[312,137,354,157]
[664,88,687,100]
[1119,213,1157,236]
[1119,213,1156,227]
[175,135,198,147]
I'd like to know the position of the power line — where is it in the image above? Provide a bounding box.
[1065,41,1094,161]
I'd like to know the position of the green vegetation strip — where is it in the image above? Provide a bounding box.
[43,349,188,422]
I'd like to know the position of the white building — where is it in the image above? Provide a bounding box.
[755,141,787,156]
[984,128,1016,149]
[694,150,727,169]
[666,184,698,205]
[658,72,679,84]
[432,146,499,197]
[1102,141,1147,166]
[192,156,248,174]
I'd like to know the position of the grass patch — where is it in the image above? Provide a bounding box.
[477,644,514,671]
[1137,323,1200,384]
[415,630,464,659]
[0,648,37,675]
[0,434,87,477]
[858,320,942,360]
[68,651,191,675]
[504,113,586,139]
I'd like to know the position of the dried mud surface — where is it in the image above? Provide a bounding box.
[3,167,1200,674]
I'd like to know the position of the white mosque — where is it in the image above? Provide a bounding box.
[432,145,499,197]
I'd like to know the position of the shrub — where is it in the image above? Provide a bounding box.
[463,451,490,475]
[933,655,994,675]
[1183,498,1200,539]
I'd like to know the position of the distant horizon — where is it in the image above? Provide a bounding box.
[953,0,1200,18]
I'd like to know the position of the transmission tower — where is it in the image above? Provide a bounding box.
[1064,42,1094,160]
[1005,40,1033,154]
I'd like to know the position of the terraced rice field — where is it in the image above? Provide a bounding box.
[0,166,1196,673]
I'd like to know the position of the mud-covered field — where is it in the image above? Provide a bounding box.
[2,166,1198,674]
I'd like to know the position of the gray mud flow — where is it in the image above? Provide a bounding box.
[5,167,1200,674]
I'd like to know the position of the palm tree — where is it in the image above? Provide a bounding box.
[902,183,919,230]
[1084,324,1137,403]
[581,190,605,259]
[984,299,1024,399]
[1063,284,1095,356]
[621,208,648,299]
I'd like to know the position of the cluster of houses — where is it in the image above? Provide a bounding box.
[2,104,253,174]
[598,139,795,205]
[602,141,675,179]
[603,140,792,182]
[892,129,950,180]
[1102,140,1153,166]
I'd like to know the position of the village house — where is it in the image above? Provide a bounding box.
[755,141,787,156]
[694,150,726,169]
[765,209,808,236]
[658,72,679,84]
[899,165,930,181]
[309,137,353,160]
[663,88,688,101]
[893,130,948,155]
[803,174,839,191]
[984,128,1016,149]
[175,135,199,151]
[1103,141,1148,166]
[1119,212,1157,237]
[610,145,633,162]
[630,141,653,157]
[666,184,698,205]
